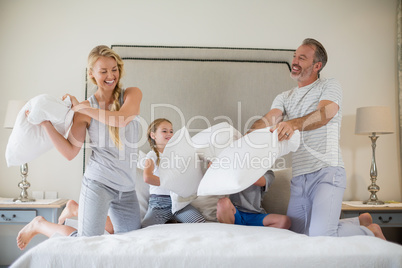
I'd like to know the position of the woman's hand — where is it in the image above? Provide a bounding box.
[63,94,90,113]
[62,94,80,108]
[26,109,52,127]
[40,120,52,127]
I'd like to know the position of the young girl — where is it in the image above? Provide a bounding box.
[20,45,142,241]
[142,118,205,227]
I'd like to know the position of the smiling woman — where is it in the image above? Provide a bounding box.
[20,45,144,242]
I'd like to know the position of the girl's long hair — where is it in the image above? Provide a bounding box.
[147,118,172,166]
[87,45,125,149]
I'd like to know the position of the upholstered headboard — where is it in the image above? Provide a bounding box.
[85,45,296,168]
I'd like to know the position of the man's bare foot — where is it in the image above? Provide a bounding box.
[367,223,386,240]
[17,216,44,250]
[359,213,373,227]
[58,200,79,224]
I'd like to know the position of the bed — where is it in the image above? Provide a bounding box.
[10,45,402,267]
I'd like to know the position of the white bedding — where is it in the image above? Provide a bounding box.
[11,223,402,268]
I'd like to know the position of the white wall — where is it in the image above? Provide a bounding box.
[0,0,400,202]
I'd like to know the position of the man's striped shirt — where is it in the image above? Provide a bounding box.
[271,78,344,177]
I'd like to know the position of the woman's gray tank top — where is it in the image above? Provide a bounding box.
[84,89,139,192]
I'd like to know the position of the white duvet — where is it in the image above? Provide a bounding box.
[11,223,402,268]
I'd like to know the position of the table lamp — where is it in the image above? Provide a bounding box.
[3,100,35,202]
[355,106,394,205]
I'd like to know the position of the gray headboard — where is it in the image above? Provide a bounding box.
[85,45,296,169]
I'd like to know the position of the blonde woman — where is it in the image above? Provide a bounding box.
[33,45,142,238]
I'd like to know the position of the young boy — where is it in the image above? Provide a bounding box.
[216,170,291,228]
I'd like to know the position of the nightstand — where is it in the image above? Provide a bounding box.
[341,203,402,244]
[0,199,68,266]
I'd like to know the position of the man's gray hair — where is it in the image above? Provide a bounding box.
[302,38,328,73]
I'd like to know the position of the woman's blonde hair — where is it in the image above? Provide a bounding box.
[87,45,125,148]
[147,118,172,166]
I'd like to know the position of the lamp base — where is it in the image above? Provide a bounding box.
[13,163,35,203]
[13,197,36,203]
[362,134,384,206]
[363,199,384,205]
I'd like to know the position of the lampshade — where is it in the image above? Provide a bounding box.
[355,106,394,135]
[4,100,27,129]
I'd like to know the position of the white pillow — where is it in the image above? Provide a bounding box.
[191,122,242,160]
[170,191,197,214]
[191,194,226,222]
[5,94,74,167]
[188,122,242,219]
[136,150,147,170]
[158,126,203,198]
[197,128,300,196]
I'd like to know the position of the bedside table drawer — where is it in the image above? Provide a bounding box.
[370,212,402,227]
[0,210,37,223]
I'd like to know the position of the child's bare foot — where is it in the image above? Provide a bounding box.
[58,200,78,224]
[367,223,386,240]
[17,216,44,250]
[105,216,114,234]
[359,213,372,227]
